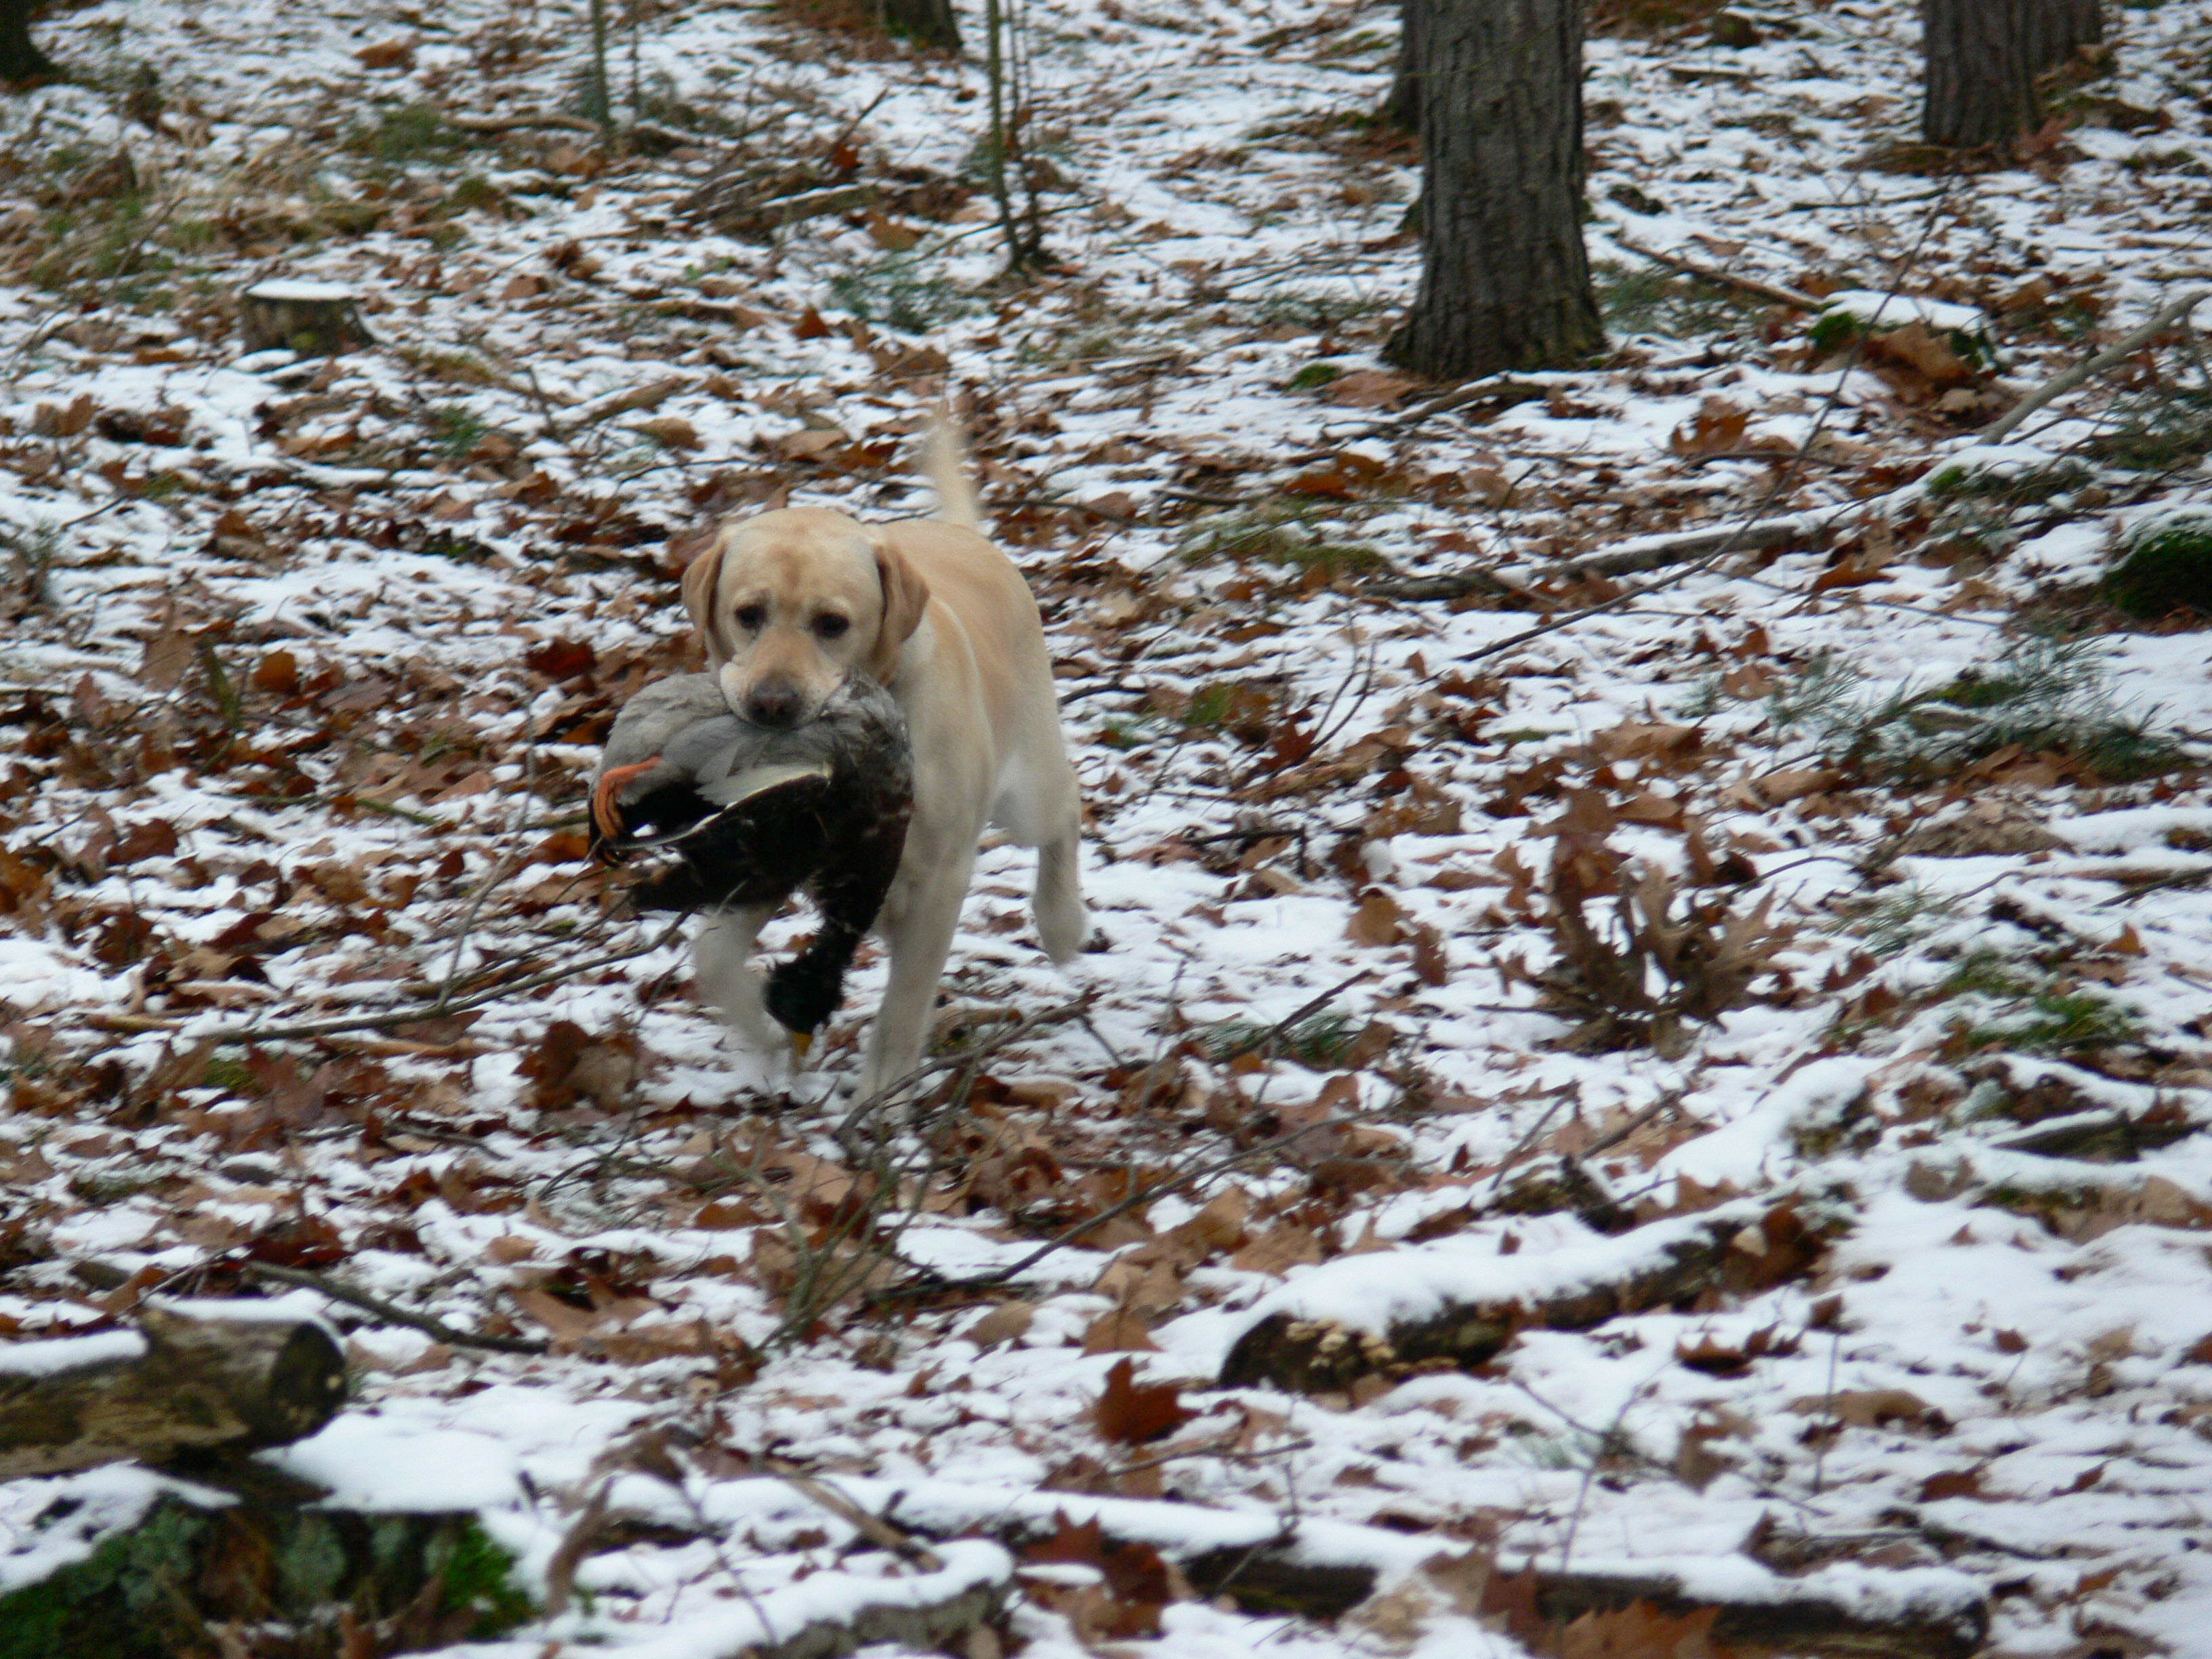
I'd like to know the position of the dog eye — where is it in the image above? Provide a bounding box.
[734,605,766,632]
[811,614,850,640]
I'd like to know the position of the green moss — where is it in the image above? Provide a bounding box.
[0,1500,211,1659]
[1179,505,1385,581]
[1596,261,1757,340]
[2079,389,2203,471]
[425,405,491,458]
[1288,362,1343,391]
[1202,1010,1359,1067]
[1810,304,1994,370]
[356,104,482,164]
[1925,454,2091,505]
[1759,636,2182,784]
[434,1518,535,1637]
[1963,991,2144,1057]
[0,1493,532,1656]
[2103,511,2212,619]
[445,173,512,216]
[826,253,973,333]
[1940,949,2041,1002]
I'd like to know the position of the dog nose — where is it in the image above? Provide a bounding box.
[744,680,803,729]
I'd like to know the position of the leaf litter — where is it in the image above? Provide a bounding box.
[1,0,2212,1655]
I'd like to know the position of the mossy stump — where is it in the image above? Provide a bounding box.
[239,281,373,358]
[0,1461,531,1659]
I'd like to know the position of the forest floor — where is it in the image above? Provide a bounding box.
[3,0,2212,1654]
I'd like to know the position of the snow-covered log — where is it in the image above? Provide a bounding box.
[0,1305,346,1478]
[1218,1200,1824,1394]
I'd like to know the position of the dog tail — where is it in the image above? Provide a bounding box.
[921,417,980,532]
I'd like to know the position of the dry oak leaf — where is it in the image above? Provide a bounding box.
[1021,1513,1173,1640]
[1095,1356,1197,1446]
[356,37,416,68]
[1788,1388,1939,1430]
[1347,888,1408,947]
[1558,1603,1721,1659]
[773,426,849,459]
[632,415,701,451]
[964,1301,1037,1351]
[1082,1307,1159,1354]
[1326,369,1417,409]
[1668,397,1750,456]
[1230,1223,1324,1276]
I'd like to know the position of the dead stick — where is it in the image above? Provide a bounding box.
[770,1468,943,1569]
[1616,236,1823,311]
[243,1262,548,1356]
[1980,285,2211,444]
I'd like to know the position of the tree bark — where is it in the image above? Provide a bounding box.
[1921,0,2095,150]
[0,1306,346,1477]
[2039,0,2104,68]
[882,0,960,50]
[1381,0,1425,132]
[0,0,59,85]
[1384,0,1604,380]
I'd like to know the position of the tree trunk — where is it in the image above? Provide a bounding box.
[1921,0,2092,149]
[1381,0,1425,132]
[882,0,960,50]
[2043,0,2103,67]
[1384,0,1604,380]
[0,1305,346,1477]
[0,0,60,85]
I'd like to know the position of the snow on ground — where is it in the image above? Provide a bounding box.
[2,0,2211,1654]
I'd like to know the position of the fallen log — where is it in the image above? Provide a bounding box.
[780,1473,1986,1650]
[0,1305,347,1478]
[1505,1562,1988,1659]
[1218,1200,1824,1395]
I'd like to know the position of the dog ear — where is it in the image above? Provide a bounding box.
[680,534,731,664]
[865,536,930,684]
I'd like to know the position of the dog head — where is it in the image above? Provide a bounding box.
[680,507,930,728]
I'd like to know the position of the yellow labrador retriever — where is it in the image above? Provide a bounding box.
[678,429,1086,1097]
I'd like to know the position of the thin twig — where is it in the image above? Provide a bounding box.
[769,1467,943,1568]
[1213,968,1374,1063]
[875,1101,1397,1304]
[85,919,688,1048]
[243,1261,548,1355]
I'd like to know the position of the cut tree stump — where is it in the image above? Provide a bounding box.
[239,280,373,356]
[0,1459,531,1659]
[0,1305,347,1477]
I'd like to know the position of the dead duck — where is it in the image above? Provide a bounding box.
[591,674,914,1051]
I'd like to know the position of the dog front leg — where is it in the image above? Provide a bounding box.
[693,904,783,1053]
[857,849,975,1105]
